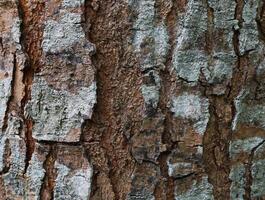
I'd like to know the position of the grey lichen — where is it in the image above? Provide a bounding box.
[175,176,214,200]
[141,70,161,110]
[232,89,247,131]
[154,22,169,65]
[130,0,169,66]
[0,116,26,199]
[2,136,27,199]
[42,0,95,55]
[208,0,237,29]
[229,164,246,200]
[11,17,21,44]
[229,136,265,199]
[229,137,264,159]
[173,50,207,83]
[130,0,169,113]
[256,57,265,76]
[249,142,265,198]
[203,53,235,85]
[170,93,209,135]
[132,0,155,31]
[42,12,86,53]
[167,161,193,178]
[53,161,93,200]
[232,88,265,130]
[0,136,8,172]
[141,84,160,110]
[25,144,48,199]
[131,0,169,71]
[173,0,237,87]
[0,78,12,128]
[25,77,96,142]
[251,159,265,198]
[239,0,260,55]
[61,0,84,8]
[172,0,207,83]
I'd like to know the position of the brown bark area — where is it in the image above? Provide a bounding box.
[82,1,140,199]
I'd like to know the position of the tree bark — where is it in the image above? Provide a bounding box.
[1,0,265,199]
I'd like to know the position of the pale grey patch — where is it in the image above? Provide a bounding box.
[204,53,235,84]
[251,159,265,198]
[256,58,265,75]
[5,115,22,136]
[141,85,160,109]
[0,136,8,172]
[208,0,237,29]
[133,30,152,53]
[2,136,26,199]
[141,70,161,109]
[232,89,247,131]
[132,0,155,31]
[0,77,12,128]
[42,12,86,53]
[175,176,214,200]
[173,0,237,85]
[229,137,264,159]
[11,17,21,44]
[131,0,169,71]
[61,0,84,8]
[25,77,97,142]
[167,161,193,178]
[173,50,207,82]
[172,0,207,83]
[239,27,260,55]
[25,147,47,199]
[154,22,169,64]
[171,93,209,134]
[239,0,260,55]
[232,88,265,130]
[229,164,246,200]
[53,162,93,200]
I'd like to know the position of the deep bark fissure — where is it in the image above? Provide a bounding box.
[243,140,265,200]
[40,145,56,200]
[203,97,232,200]
[154,0,179,199]
[17,0,45,174]
[202,1,241,199]
[82,1,137,199]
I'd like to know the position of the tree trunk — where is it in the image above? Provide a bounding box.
[1,0,265,199]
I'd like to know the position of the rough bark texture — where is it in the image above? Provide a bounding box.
[1,0,265,199]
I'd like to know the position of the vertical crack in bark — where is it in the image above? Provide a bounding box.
[205,0,214,55]
[39,145,56,200]
[82,0,137,199]
[82,1,117,198]
[204,0,247,197]
[243,140,265,200]
[17,0,45,174]
[155,0,178,199]
[203,0,239,199]
[203,96,227,200]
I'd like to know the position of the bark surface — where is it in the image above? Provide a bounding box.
[1,0,265,199]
